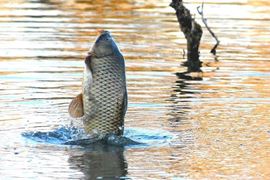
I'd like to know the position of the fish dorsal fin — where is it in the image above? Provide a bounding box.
[68,93,84,118]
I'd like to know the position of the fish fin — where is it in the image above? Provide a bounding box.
[119,89,128,135]
[68,93,84,118]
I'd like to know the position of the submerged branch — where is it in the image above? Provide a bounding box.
[197,2,220,55]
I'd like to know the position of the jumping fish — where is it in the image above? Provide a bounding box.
[68,30,128,140]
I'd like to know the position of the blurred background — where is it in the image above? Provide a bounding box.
[0,0,269,179]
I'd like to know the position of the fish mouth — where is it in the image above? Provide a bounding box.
[94,30,112,44]
[88,30,115,59]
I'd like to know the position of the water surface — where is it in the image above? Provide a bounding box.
[0,0,269,179]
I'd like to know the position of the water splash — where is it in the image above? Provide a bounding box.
[21,126,174,147]
[22,126,92,145]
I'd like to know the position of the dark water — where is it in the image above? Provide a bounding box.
[0,0,270,179]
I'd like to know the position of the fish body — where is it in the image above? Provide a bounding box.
[69,31,127,138]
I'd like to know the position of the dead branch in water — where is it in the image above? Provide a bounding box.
[197,2,220,55]
[170,0,202,72]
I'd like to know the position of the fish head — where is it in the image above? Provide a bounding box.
[90,30,120,58]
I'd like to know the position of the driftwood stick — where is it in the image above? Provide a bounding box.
[170,0,202,72]
[197,2,220,55]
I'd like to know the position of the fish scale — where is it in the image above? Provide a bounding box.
[82,54,127,137]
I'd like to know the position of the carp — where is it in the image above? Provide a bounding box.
[68,30,127,139]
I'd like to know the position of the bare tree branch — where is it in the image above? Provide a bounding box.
[170,0,202,72]
[197,2,220,55]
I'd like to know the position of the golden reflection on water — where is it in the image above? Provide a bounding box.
[0,0,269,179]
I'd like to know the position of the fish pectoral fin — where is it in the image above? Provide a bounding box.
[68,93,84,118]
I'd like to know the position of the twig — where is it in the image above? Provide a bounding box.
[197,2,220,55]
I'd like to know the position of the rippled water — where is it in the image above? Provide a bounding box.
[0,0,269,179]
